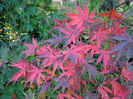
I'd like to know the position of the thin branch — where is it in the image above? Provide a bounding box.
[107,0,111,10]
[116,1,127,8]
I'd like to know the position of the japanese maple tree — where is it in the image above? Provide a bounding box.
[9,1,133,99]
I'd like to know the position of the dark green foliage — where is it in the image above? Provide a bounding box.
[0,0,53,42]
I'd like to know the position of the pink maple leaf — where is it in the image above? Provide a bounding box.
[22,37,37,58]
[36,44,64,73]
[59,23,84,46]
[109,22,128,36]
[98,85,109,99]
[89,28,108,49]
[51,19,66,31]
[9,60,29,83]
[62,44,88,65]
[66,2,96,29]
[95,50,111,70]
[121,66,133,81]
[110,78,132,99]
[25,64,45,88]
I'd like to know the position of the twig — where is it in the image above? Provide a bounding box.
[116,1,127,8]
[107,0,111,10]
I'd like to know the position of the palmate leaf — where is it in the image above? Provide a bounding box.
[89,28,108,49]
[98,9,122,21]
[109,22,128,36]
[22,38,37,58]
[59,23,84,46]
[66,2,96,29]
[62,44,89,65]
[58,60,74,79]
[98,85,109,99]
[25,64,45,88]
[110,79,132,98]
[40,80,52,94]
[121,66,133,81]
[99,79,132,99]
[36,44,64,72]
[111,32,133,64]
[51,19,66,31]
[52,77,70,93]
[46,32,66,48]
[84,63,97,80]
[9,60,29,83]
[9,60,45,88]
[36,44,56,66]
[57,91,82,99]
[95,50,111,70]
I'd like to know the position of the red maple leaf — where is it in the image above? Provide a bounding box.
[51,19,66,31]
[66,3,95,29]
[89,28,108,49]
[99,78,132,99]
[9,60,45,88]
[36,44,64,73]
[36,44,56,66]
[9,60,29,83]
[109,21,128,36]
[110,78,132,99]
[121,66,133,81]
[59,23,84,46]
[22,37,37,58]
[98,9,122,21]
[95,50,111,68]
[25,64,45,88]
[62,43,89,65]
[58,60,74,79]
[98,85,109,99]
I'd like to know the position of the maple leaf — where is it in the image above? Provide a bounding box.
[101,63,118,74]
[83,63,97,80]
[110,78,123,96]
[58,60,82,92]
[99,78,132,99]
[22,37,37,58]
[40,80,52,94]
[36,44,64,72]
[44,69,55,81]
[86,42,99,57]
[62,44,88,65]
[98,85,109,99]
[121,66,133,81]
[9,60,29,83]
[25,64,45,88]
[36,44,56,66]
[95,50,111,70]
[51,19,66,31]
[46,31,66,48]
[66,2,96,29]
[58,60,74,79]
[52,77,70,93]
[110,78,132,98]
[109,22,128,36]
[57,93,69,99]
[111,32,133,64]
[89,28,108,49]
[59,23,84,46]
[98,9,122,21]
[57,91,82,99]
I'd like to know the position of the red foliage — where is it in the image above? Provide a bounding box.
[9,2,133,99]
